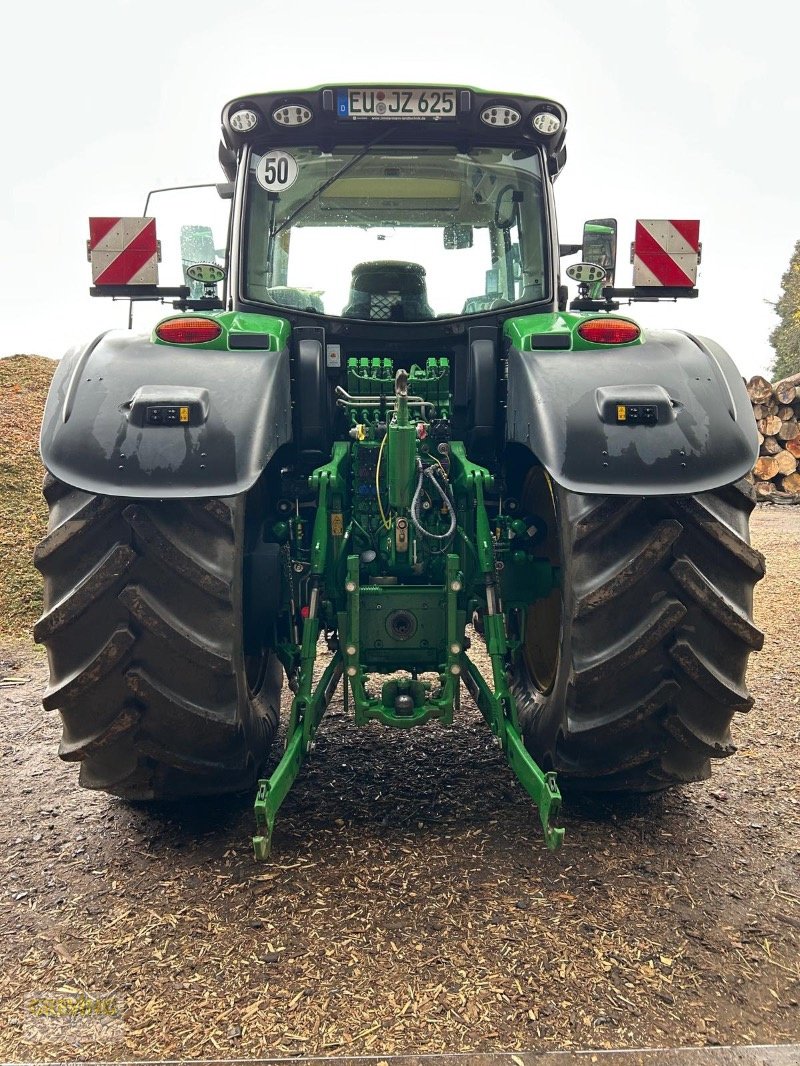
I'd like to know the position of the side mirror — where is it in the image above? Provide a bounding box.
[582,218,617,287]
[180,224,219,298]
[443,223,473,250]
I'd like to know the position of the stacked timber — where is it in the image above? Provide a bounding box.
[747,372,800,501]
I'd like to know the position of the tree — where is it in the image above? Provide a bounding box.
[769,240,800,380]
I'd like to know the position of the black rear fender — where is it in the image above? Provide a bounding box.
[505,329,758,495]
[40,331,292,498]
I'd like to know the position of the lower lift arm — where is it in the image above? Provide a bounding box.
[450,443,564,851]
[253,446,347,860]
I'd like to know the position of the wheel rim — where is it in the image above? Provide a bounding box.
[245,647,269,698]
[520,466,562,696]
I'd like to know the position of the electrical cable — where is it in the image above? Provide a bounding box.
[376,432,391,529]
[351,516,373,544]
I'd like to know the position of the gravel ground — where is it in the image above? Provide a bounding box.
[1,507,798,1061]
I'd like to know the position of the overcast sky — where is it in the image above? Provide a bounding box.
[2,0,797,378]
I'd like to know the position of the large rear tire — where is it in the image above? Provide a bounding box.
[33,475,282,799]
[510,465,765,791]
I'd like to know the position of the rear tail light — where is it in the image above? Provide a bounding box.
[577,318,641,345]
[155,318,222,345]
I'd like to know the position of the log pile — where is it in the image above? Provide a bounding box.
[747,372,800,501]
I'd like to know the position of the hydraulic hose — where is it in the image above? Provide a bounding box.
[411,461,457,542]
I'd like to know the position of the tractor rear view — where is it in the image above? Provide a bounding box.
[34,85,763,858]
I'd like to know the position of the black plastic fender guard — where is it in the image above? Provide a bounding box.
[39,331,292,498]
[505,329,758,495]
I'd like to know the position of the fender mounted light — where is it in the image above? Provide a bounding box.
[155,318,222,345]
[577,318,641,345]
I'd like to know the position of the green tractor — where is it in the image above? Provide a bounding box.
[34,86,764,858]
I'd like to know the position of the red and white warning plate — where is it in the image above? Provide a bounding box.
[88,217,159,286]
[632,219,700,288]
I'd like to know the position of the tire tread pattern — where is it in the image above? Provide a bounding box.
[34,481,280,799]
[514,477,764,792]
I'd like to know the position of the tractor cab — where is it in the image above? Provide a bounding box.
[219,86,567,328]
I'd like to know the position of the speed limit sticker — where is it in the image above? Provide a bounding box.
[255,150,298,192]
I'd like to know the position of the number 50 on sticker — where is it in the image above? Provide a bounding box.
[256,150,298,192]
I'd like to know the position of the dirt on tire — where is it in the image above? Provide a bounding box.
[33,479,281,798]
[513,475,765,791]
[1,504,798,1060]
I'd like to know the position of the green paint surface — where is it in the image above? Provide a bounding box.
[504,310,643,352]
[152,310,290,351]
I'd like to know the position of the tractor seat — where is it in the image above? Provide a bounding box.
[342,261,435,321]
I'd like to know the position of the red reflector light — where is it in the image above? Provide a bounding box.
[155,318,222,344]
[577,318,641,345]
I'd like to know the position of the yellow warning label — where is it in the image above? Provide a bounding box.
[617,404,627,421]
[179,407,190,423]
[331,513,344,536]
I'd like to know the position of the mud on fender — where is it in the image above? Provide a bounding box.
[505,328,758,496]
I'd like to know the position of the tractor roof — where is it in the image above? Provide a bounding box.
[218,85,568,181]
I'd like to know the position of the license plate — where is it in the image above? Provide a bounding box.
[338,87,457,120]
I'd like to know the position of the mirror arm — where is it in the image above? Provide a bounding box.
[92,285,190,301]
[605,286,699,302]
[172,297,226,311]
[570,296,620,312]
[569,286,699,313]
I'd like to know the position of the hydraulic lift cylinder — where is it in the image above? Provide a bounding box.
[387,369,416,510]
